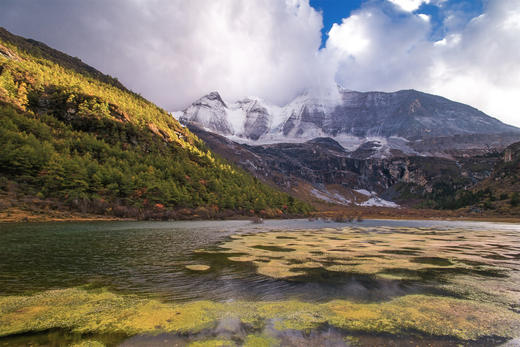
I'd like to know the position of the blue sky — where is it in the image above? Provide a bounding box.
[309,0,363,47]
[310,0,486,47]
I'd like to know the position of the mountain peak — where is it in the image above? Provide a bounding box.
[195,91,227,107]
[177,87,520,158]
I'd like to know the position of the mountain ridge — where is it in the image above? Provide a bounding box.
[0,27,128,92]
[176,88,520,158]
[0,27,312,220]
[189,124,520,214]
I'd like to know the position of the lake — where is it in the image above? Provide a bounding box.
[0,219,519,346]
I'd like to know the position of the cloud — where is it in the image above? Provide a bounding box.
[325,0,520,127]
[387,0,429,12]
[0,0,519,127]
[427,0,520,127]
[0,0,330,109]
[325,4,433,93]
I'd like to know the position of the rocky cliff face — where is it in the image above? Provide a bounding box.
[179,92,233,135]
[476,142,520,195]
[176,88,520,158]
[177,87,519,208]
[189,126,500,207]
[325,90,516,139]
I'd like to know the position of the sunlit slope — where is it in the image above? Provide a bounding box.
[0,27,311,217]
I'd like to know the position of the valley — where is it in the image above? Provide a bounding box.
[1,3,520,346]
[178,90,520,217]
[0,28,311,222]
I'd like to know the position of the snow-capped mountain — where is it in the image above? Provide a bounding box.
[176,88,520,207]
[174,87,520,158]
[175,90,340,143]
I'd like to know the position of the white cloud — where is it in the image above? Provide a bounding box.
[418,13,431,22]
[110,0,334,109]
[427,0,520,126]
[1,0,519,127]
[325,0,520,127]
[388,0,429,12]
[325,6,433,93]
[327,14,372,57]
[0,0,331,110]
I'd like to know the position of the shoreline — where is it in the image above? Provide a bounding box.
[1,207,519,224]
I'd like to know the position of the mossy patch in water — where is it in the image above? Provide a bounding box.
[188,339,235,347]
[483,254,511,260]
[243,334,280,347]
[327,295,520,341]
[1,288,519,342]
[379,249,420,255]
[70,340,105,347]
[204,226,519,296]
[441,271,520,310]
[186,265,211,271]
[0,288,220,337]
[411,257,453,266]
[251,245,295,252]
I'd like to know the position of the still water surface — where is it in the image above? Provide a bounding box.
[0,219,519,346]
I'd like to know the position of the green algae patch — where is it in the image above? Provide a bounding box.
[251,245,295,252]
[186,264,211,271]
[411,257,453,266]
[326,294,520,341]
[254,300,331,331]
[0,287,221,337]
[243,334,280,347]
[1,288,519,342]
[188,339,235,347]
[70,341,106,347]
[205,226,520,304]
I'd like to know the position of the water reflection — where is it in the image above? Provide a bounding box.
[0,219,519,346]
[0,219,519,303]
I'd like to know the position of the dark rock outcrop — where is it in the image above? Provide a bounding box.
[189,125,500,206]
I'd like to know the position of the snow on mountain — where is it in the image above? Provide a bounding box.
[354,189,400,208]
[173,87,520,158]
[177,92,233,135]
[360,197,400,208]
[175,89,362,149]
[310,186,399,207]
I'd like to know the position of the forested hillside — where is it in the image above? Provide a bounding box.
[412,142,520,214]
[465,142,520,214]
[0,28,311,219]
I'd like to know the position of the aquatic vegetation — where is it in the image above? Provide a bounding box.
[0,288,221,336]
[247,300,331,331]
[194,225,520,324]
[243,334,280,347]
[70,341,105,347]
[326,295,520,340]
[251,245,295,252]
[186,265,211,271]
[207,226,520,289]
[2,225,520,345]
[1,287,519,342]
[441,271,520,310]
[189,339,235,347]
